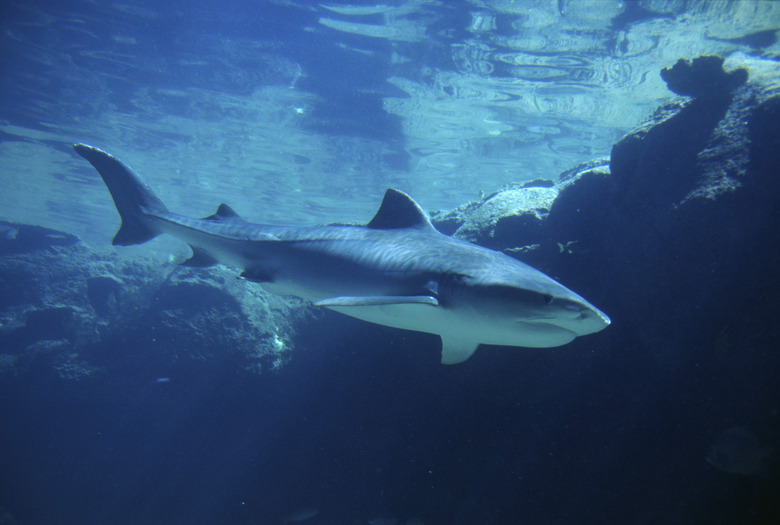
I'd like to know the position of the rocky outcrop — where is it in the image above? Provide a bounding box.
[431,53,779,365]
[0,222,307,382]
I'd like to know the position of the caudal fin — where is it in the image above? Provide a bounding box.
[73,143,168,245]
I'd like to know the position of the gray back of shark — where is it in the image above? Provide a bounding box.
[74,143,610,364]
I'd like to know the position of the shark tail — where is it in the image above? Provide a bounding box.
[73,143,169,246]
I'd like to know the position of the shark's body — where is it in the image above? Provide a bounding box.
[74,143,610,364]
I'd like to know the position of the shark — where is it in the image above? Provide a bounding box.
[74,143,610,364]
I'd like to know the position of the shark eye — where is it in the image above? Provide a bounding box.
[543,294,553,304]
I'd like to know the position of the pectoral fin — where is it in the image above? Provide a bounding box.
[314,295,439,307]
[440,336,480,364]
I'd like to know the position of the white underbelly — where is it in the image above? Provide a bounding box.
[326,303,575,348]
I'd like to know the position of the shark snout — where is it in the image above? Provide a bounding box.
[533,299,610,337]
[569,304,611,335]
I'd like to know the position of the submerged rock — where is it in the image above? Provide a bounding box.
[660,55,748,98]
[431,178,561,249]
[0,226,307,382]
[433,54,779,349]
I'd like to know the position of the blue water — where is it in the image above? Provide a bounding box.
[1,1,780,524]
[3,0,771,241]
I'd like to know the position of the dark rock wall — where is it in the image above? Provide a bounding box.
[429,54,780,523]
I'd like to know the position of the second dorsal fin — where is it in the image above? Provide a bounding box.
[204,203,244,222]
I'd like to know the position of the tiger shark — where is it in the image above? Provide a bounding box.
[74,143,610,364]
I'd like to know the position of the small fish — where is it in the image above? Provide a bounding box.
[707,426,773,477]
[369,519,424,525]
[0,224,18,241]
[284,507,319,522]
[557,240,580,255]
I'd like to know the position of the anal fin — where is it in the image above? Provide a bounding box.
[440,336,480,364]
[182,247,218,267]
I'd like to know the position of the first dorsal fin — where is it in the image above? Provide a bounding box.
[367,188,435,231]
[204,203,244,222]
